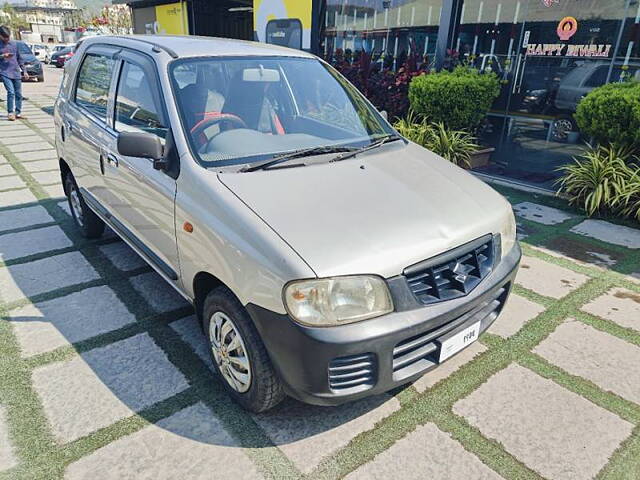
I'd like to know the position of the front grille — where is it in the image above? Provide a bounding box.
[328,353,376,392]
[392,285,508,381]
[405,236,495,305]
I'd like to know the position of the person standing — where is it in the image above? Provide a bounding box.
[0,25,29,121]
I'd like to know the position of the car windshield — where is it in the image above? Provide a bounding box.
[170,56,395,167]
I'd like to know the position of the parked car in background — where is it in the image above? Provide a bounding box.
[55,35,520,413]
[31,44,49,60]
[45,44,67,64]
[52,46,75,68]
[16,41,44,82]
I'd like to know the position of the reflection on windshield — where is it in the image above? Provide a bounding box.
[170,56,394,166]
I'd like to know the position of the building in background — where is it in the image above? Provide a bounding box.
[106,0,640,191]
[3,0,79,42]
[117,0,252,39]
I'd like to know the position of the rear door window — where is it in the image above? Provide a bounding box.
[75,53,115,122]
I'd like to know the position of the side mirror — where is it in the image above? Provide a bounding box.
[379,110,388,121]
[117,132,166,170]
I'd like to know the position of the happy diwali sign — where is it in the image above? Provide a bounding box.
[525,43,612,57]
[525,15,611,57]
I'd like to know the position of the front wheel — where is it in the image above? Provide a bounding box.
[64,172,105,239]
[202,287,284,413]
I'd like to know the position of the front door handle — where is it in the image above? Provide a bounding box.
[106,154,119,168]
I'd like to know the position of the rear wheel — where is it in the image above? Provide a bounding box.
[202,287,284,412]
[64,172,105,239]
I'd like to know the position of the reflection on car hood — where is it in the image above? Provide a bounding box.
[218,142,512,278]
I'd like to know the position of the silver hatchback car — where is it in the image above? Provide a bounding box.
[54,35,521,412]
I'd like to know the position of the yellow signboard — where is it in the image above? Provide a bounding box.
[154,2,188,35]
[254,0,312,49]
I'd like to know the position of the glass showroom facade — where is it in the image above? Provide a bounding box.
[319,0,640,189]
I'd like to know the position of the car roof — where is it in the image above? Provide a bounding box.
[80,35,316,60]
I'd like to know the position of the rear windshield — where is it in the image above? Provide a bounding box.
[169,56,394,167]
[17,43,32,55]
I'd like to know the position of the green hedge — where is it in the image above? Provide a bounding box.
[575,82,640,148]
[408,67,500,131]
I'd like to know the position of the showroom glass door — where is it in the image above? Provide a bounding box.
[456,0,637,189]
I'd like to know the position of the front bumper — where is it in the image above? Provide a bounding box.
[24,64,43,79]
[247,243,521,406]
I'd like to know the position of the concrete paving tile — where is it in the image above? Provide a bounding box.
[0,225,71,262]
[0,189,37,208]
[571,220,640,249]
[453,364,633,480]
[488,294,546,338]
[0,135,45,146]
[0,205,54,232]
[99,241,146,272]
[0,251,99,303]
[0,155,6,164]
[534,320,640,404]
[0,130,38,139]
[516,255,590,299]
[346,422,501,480]
[42,183,65,199]
[9,286,136,357]
[6,142,52,154]
[31,170,60,185]
[0,405,17,472]
[33,333,189,443]
[22,159,58,173]
[413,342,487,393]
[581,288,640,331]
[0,164,15,176]
[15,150,56,162]
[170,315,213,370]
[253,395,400,474]
[64,403,262,480]
[0,176,25,191]
[130,272,190,313]
[534,239,621,269]
[513,202,574,225]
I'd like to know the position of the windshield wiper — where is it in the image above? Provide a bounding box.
[328,135,403,164]
[240,145,358,173]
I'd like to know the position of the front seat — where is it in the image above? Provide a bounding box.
[221,71,269,131]
[179,66,225,132]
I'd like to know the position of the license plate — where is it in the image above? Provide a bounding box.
[438,321,481,363]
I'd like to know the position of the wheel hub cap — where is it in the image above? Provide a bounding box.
[208,312,251,393]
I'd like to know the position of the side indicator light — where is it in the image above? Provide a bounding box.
[183,222,194,233]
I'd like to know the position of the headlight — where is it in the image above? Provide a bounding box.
[284,275,393,327]
[500,208,517,258]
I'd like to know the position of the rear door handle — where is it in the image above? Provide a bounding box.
[106,154,119,168]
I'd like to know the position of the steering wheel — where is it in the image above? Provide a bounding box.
[190,113,247,147]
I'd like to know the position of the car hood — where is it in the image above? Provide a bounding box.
[218,142,513,278]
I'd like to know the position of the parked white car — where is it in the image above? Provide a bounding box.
[55,35,520,412]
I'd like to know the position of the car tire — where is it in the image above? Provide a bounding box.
[202,287,285,413]
[64,172,105,239]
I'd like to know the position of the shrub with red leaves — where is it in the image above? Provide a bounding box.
[329,47,429,121]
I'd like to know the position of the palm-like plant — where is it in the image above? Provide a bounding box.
[612,165,640,221]
[394,115,479,167]
[556,144,635,216]
[423,122,477,168]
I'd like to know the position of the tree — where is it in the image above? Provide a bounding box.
[1,3,31,38]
